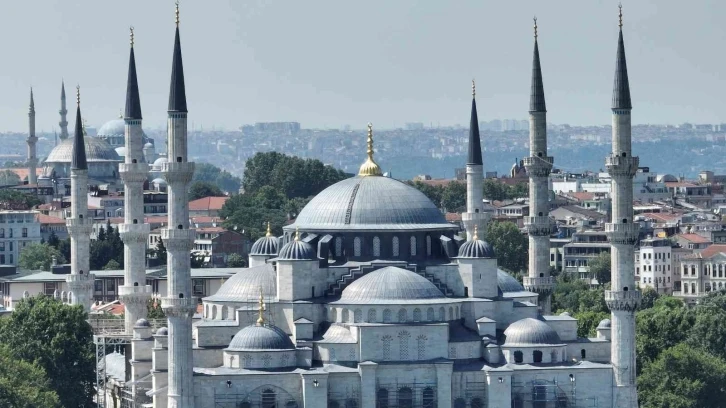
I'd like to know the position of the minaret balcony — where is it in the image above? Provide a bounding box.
[26,136,38,143]
[605,155,639,178]
[119,163,150,183]
[66,273,96,291]
[66,218,92,235]
[523,276,555,294]
[161,228,196,251]
[161,162,195,184]
[119,223,151,243]
[522,156,553,177]
[524,216,552,236]
[605,290,641,312]
[161,296,197,318]
[605,223,640,245]
[119,285,153,305]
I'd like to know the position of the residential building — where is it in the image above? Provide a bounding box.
[0,210,42,266]
[634,236,673,294]
[562,231,610,280]
[188,196,229,217]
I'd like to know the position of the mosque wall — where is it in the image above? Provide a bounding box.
[358,324,448,362]
[543,318,578,341]
[194,373,303,408]
[566,341,610,363]
[193,347,223,368]
[448,341,482,359]
[510,366,613,408]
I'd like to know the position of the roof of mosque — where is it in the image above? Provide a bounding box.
[503,318,563,346]
[458,239,496,258]
[227,324,294,351]
[46,137,121,163]
[278,239,315,260]
[250,235,279,256]
[497,269,525,293]
[339,266,445,304]
[203,264,276,302]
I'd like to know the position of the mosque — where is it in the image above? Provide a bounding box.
[54,4,640,408]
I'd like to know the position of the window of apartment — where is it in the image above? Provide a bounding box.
[21,228,27,238]
[0,255,4,264]
[44,282,56,296]
[0,228,4,238]
[106,279,116,293]
[8,242,12,252]
[0,243,4,251]
[9,254,13,264]
[192,279,205,297]
[8,229,12,238]
[94,280,103,292]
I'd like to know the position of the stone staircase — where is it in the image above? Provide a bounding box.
[325,263,454,298]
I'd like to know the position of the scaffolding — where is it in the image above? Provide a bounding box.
[95,334,132,408]
[213,384,299,408]
[511,377,590,408]
[327,387,361,408]
[452,378,487,408]
[375,380,437,408]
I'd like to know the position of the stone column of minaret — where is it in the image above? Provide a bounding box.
[65,86,95,312]
[461,80,489,240]
[118,27,152,334]
[161,4,196,407]
[522,18,555,315]
[27,88,38,185]
[59,81,69,141]
[605,6,640,408]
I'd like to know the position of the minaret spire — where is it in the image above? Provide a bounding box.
[612,4,632,110]
[59,80,69,141]
[467,80,482,166]
[462,81,488,240]
[529,17,546,113]
[125,26,142,120]
[169,1,187,113]
[27,88,38,185]
[71,86,87,170]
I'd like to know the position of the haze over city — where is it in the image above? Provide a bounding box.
[1,0,725,132]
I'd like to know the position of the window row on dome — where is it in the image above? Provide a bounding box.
[328,305,460,324]
[326,234,438,260]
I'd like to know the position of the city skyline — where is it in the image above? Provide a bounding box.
[1,1,725,132]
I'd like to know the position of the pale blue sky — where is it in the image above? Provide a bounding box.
[2,0,724,132]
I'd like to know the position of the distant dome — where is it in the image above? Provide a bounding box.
[504,318,562,346]
[144,142,154,149]
[227,324,294,351]
[153,157,168,166]
[497,269,525,293]
[340,266,444,304]
[97,118,147,140]
[156,327,168,335]
[597,319,611,329]
[204,264,276,302]
[151,178,167,186]
[45,137,121,163]
[251,235,279,256]
[134,318,150,328]
[115,147,127,157]
[458,239,495,258]
[278,239,314,260]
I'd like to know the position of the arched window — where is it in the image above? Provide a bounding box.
[392,237,400,257]
[438,307,445,321]
[580,349,586,359]
[204,304,209,318]
[550,350,558,363]
[398,308,407,322]
[354,237,362,257]
[261,389,276,408]
[398,331,410,360]
[383,309,392,323]
[410,236,417,256]
[373,236,381,257]
[243,355,252,368]
[417,335,427,360]
[471,398,484,408]
[533,350,543,363]
[342,309,349,322]
[692,282,696,293]
[426,235,432,256]
[212,305,217,319]
[422,388,435,408]
[413,308,422,322]
[426,307,434,321]
[450,346,457,359]
[377,389,389,408]
[448,307,454,320]
[262,354,272,367]
[398,387,413,408]
[368,309,377,322]
[354,309,362,323]
[382,336,392,360]
[330,308,337,322]
[222,306,228,320]
[280,354,289,367]
[514,350,523,363]
[454,398,466,408]
[335,237,343,257]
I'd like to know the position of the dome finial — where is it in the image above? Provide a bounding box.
[533,16,538,39]
[472,79,476,99]
[76,85,80,107]
[473,224,479,240]
[618,3,623,28]
[130,26,135,48]
[265,222,272,237]
[358,123,383,176]
[256,286,265,325]
[175,1,180,27]
[294,226,300,241]
[118,108,123,119]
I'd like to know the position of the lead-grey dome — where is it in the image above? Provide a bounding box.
[204,264,276,302]
[458,239,495,258]
[134,318,150,328]
[250,236,279,256]
[97,118,147,140]
[227,324,294,351]
[278,240,314,260]
[340,266,444,303]
[497,269,525,293]
[156,327,168,335]
[290,176,457,231]
[45,137,121,163]
[597,319,611,329]
[504,318,562,346]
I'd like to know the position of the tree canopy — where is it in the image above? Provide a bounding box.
[0,295,95,407]
[0,170,20,186]
[18,243,67,271]
[226,253,245,267]
[0,345,60,407]
[484,221,527,274]
[194,162,242,193]
[408,180,466,212]
[90,222,124,270]
[588,251,611,286]
[189,180,225,201]
[0,189,41,210]
[482,179,528,201]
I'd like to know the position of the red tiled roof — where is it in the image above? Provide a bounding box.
[699,244,726,259]
[445,212,462,222]
[0,168,42,180]
[665,182,699,188]
[676,233,711,243]
[196,227,226,234]
[188,196,229,211]
[190,216,222,224]
[36,214,65,224]
[640,212,681,223]
[568,192,595,201]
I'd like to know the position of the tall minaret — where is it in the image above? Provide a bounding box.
[160,4,196,407]
[27,88,38,185]
[59,81,69,141]
[118,27,152,334]
[65,86,95,312]
[522,18,555,315]
[605,6,639,408]
[461,80,488,240]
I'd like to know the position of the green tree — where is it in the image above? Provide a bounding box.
[0,189,41,210]
[18,243,67,271]
[484,221,527,273]
[104,259,121,270]
[482,179,508,201]
[588,251,611,286]
[573,311,610,338]
[441,181,466,212]
[194,163,242,193]
[97,224,107,241]
[0,295,95,407]
[638,343,726,408]
[189,181,225,201]
[0,169,20,186]
[636,298,694,372]
[639,287,660,310]
[227,253,246,267]
[147,299,165,319]
[156,240,168,264]
[47,230,60,248]
[0,345,60,408]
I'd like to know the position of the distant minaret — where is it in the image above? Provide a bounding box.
[65,86,95,312]
[59,81,69,141]
[522,18,555,315]
[118,27,152,334]
[161,4,196,407]
[461,80,489,240]
[605,6,639,408]
[27,88,38,185]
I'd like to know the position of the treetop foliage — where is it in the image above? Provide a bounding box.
[194,162,242,193]
[0,189,41,210]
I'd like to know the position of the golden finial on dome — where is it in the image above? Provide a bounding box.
[294,227,300,241]
[130,26,135,48]
[533,16,538,39]
[175,1,180,27]
[118,108,123,119]
[265,222,272,237]
[358,123,383,177]
[256,286,265,325]
[618,3,623,28]
[473,224,479,241]
[472,79,476,99]
[76,85,80,107]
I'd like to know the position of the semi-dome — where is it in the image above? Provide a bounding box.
[204,264,276,302]
[45,137,121,163]
[340,266,444,303]
[503,318,562,346]
[251,235,279,256]
[278,239,315,260]
[227,324,294,351]
[458,239,495,258]
[497,269,525,293]
[289,176,457,231]
[597,319,611,329]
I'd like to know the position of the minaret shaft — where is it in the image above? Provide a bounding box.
[462,86,489,240]
[59,82,69,140]
[27,90,37,185]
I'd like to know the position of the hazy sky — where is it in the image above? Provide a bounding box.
[2,0,724,132]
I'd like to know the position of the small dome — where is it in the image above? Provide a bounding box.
[144,142,154,149]
[98,118,147,140]
[156,327,169,335]
[278,239,314,260]
[497,269,525,293]
[251,235,279,256]
[135,318,150,328]
[153,157,168,166]
[597,319,611,329]
[504,318,562,346]
[152,178,167,185]
[458,239,495,258]
[227,324,294,351]
[204,264,276,302]
[340,266,444,303]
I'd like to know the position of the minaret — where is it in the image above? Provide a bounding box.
[160,4,196,407]
[461,80,489,240]
[118,27,152,334]
[65,86,95,312]
[605,6,639,408]
[27,88,38,185]
[522,18,555,315]
[59,81,69,141]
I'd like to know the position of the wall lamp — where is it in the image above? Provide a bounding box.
[498,377,504,384]
[313,379,320,388]
[226,380,232,388]
[569,374,575,383]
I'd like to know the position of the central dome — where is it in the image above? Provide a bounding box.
[45,137,121,163]
[227,324,294,351]
[340,266,444,303]
[291,176,456,231]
